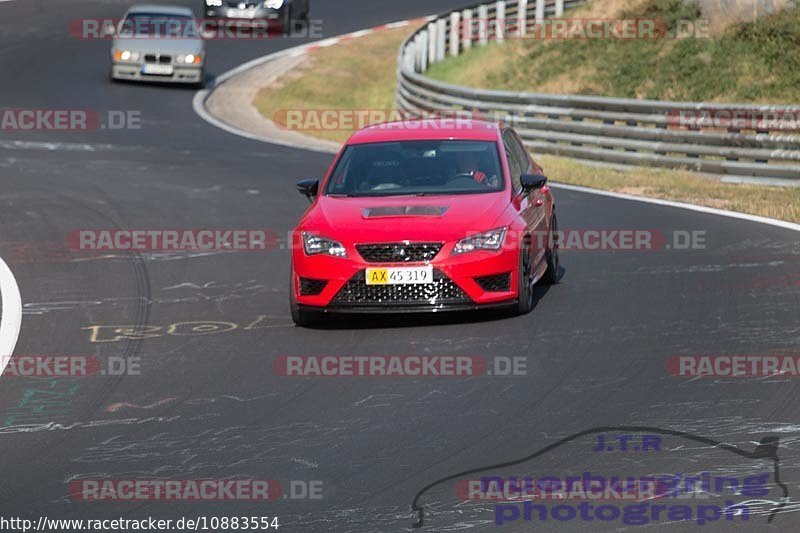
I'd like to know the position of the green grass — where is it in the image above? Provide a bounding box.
[427,0,800,103]
[253,26,407,143]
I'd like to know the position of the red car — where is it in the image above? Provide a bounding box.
[289,119,560,326]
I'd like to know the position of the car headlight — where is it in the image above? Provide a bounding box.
[206,0,223,6]
[264,0,285,8]
[452,227,507,255]
[302,232,347,258]
[113,50,139,62]
[177,54,202,64]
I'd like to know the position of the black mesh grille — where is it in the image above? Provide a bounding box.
[356,242,442,263]
[474,273,511,292]
[332,269,469,306]
[299,278,327,296]
[144,54,172,64]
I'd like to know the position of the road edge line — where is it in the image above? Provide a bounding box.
[551,182,800,232]
[0,254,22,373]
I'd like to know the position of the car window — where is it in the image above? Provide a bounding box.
[503,132,522,191]
[119,13,199,37]
[325,140,505,197]
[509,131,532,174]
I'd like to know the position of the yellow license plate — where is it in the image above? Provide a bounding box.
[365,266,433,285]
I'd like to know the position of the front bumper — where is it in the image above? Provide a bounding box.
[292,243,520,311]
[205,7,282,20]
[297,300,517,315]
[111,63,203,84]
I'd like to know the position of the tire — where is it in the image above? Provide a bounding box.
[193,68,206,90]
[289,270,318,326]
[541,212,560,285]
[517,240,535,315]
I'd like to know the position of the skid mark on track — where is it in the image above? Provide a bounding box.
[105,397,177,413]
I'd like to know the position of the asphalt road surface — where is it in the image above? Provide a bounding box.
[0,1,799,531]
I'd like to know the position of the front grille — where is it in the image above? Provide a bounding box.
[299,278,327,296]
[332,269,469,306]
[356,242,442,263]
[144,54,172,64]
[475,273,511,292]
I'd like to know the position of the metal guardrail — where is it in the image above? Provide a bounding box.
[396,0,800,179]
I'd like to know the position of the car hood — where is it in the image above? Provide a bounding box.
[112,37,203,55]
[305,193,509,243]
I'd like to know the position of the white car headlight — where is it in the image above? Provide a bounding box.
[453,227,507,255]
[302,232,347,258]
[264,0,285,9]
[206,0,223,7]
[177,54,202,64]
[113,50,140,62]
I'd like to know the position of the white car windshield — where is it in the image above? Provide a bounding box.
[119,14,199,37]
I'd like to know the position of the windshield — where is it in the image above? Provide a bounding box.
[119,14,198,37]
[324,140,505,197]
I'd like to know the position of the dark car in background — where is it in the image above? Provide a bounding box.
[203,0,310,33]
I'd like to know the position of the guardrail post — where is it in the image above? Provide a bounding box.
[495,1,506,42]
[420,29,429,72]
[404,42,415,72]
[449,12,461,56]
[518,0,528,36]
[427,22,437,65]
[413,34,422,72]
[555,0,564,16]
[436,18,447,61]
[478,4,489,46]
[535,0,545,23]
[462,9,473,49]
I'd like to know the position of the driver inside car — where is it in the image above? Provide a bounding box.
[453,150,502,189]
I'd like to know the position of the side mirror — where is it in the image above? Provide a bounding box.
[520,173,547,192]
[296,179,319,202]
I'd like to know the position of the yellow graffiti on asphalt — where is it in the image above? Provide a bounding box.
[81,315,275,343]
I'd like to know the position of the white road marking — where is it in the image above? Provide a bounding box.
[0,253,22,373]
[551,182,800,233]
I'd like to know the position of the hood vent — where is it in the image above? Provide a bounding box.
[362,206,448,218]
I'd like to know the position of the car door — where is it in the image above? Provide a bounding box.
[504,129,548,262]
